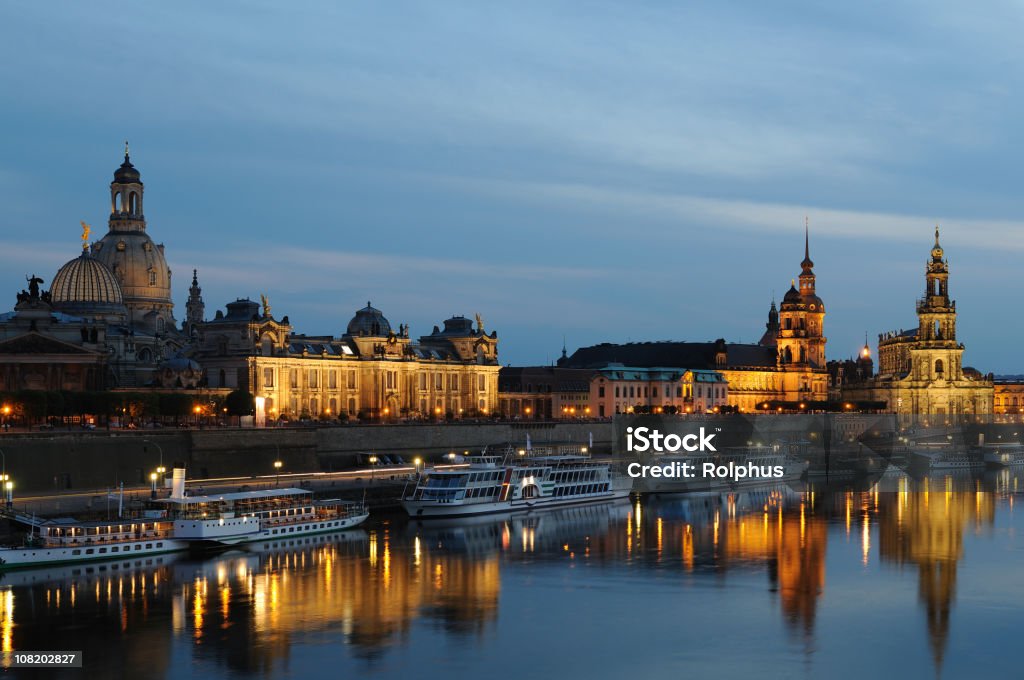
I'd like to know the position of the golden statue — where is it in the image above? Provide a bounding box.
[80,221,91,251]
[261,294,271,318]
[475,312,484,333]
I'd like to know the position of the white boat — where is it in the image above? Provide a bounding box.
[981,443,1024,467]
[0,517,188,570]
[636,446,808,494]
[402,450,631,519]
[908,444,983,470]
[0,468,369,569]
[158,488,369,548]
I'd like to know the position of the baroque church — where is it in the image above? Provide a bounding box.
[0,148,187,391]
[559,227,829,412]
[840,228,993,416]
[0,149,500,419]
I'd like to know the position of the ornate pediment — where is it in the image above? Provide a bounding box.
[0,332,100,356]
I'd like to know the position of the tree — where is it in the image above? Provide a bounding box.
[225,390,255,417]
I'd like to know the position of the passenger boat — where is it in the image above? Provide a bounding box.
[636,446,808,494]
[981,443,1024,467]
[0,468,369,569]
[908,444,983,470]
[158,487,369,548]
[0,516,188,570]
[401,450,631,519]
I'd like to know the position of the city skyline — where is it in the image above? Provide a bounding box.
[2,3,1024,370]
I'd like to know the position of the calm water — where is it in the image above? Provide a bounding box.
[2,470,1022,679]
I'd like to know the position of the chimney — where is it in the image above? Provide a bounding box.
[171,468,187,499]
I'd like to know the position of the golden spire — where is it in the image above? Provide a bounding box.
[935,223,940,246]
[80,221,91,251]
[124,139,130,158]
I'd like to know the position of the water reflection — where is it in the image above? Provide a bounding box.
[0,470,1020,678]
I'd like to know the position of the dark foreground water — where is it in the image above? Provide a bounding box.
[1,469,1021,679]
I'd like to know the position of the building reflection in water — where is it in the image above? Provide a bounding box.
[876,473,996,671]
[0,470,1016,677]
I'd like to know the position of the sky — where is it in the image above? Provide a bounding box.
[1,1,1023,370]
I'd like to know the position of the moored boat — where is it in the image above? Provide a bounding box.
[402,450,631,519]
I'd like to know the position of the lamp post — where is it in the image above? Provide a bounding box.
[150,472,158,499]
[274,459,283,487]
[413,456,423,477]
[368,455,378,483]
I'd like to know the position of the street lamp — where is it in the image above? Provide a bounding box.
[413,456,423,476]
[368,455,378,483]
[150,472,158,499]
[274,459,283,486]
[4,480,11,509]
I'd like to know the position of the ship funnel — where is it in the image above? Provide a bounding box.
[171,468,186,499]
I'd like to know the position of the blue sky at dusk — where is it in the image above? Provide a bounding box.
[2,2,1023,369]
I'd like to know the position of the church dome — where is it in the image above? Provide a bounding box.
[346,302,391,337]
[780,284,802,308]
[50,251,127,317]
[113,153,141,184]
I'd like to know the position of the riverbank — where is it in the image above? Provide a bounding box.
[0,421,611,494]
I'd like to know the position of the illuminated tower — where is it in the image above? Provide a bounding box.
[776,222,828,401]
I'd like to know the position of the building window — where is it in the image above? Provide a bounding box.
[419,373,427,390]
[479,375,486,392]
[328,370,337,389]
[290,369,298,389]
[935,359,944,374]
[598,386,605,398]
[309,369,319,388]
[347,371,356,389]
[348,398,356,415]
[451,375,459,391]
[263,368,274,387]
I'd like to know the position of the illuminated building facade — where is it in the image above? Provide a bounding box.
[841,228,993,415]
[551,228,828,412]
[193,299,499,420]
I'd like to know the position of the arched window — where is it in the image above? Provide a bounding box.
[348,398,356,415]
[114,192,122,212]
[261,335,273,356]
[935,359,944,374]
[129,192,138,214]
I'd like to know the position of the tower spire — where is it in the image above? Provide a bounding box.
[800,218,814,273]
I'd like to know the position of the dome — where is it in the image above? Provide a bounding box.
[113,153,141,184]
[346,302,391,337]
[782,284,802,304]
[91,231,173,316]
[50,251,126,317]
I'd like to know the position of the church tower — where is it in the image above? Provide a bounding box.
[758,298,779,347]
[776,222,828,401]
[91,144,177,332]
[184,269,205,339]
[911,227,963,382]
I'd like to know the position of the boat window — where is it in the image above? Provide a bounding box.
[86,549,94,554]
[72,549,81,555]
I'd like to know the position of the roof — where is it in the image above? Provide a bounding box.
[562,341,777,371]
[157,487,310,505]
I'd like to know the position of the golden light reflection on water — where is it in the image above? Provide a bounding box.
[0,472,1017,677]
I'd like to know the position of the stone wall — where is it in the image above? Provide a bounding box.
[0,422,612,494]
